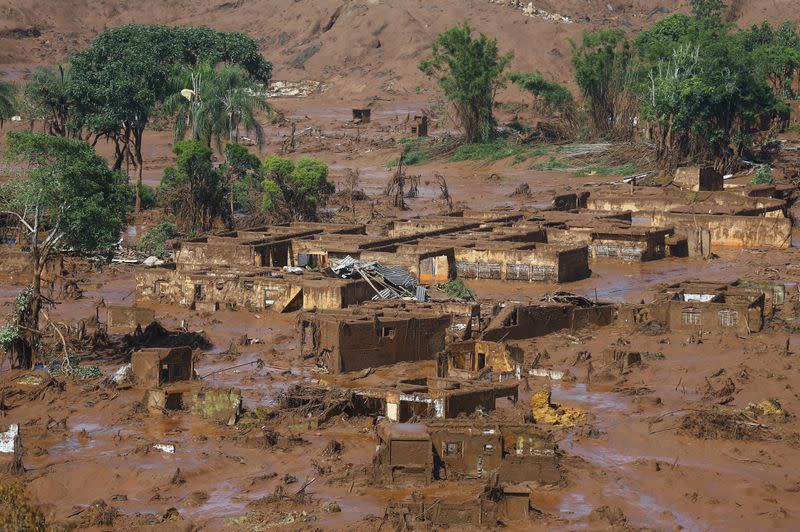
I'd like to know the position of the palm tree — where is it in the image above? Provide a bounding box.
[164,62,270,152]
[0,71,16,128]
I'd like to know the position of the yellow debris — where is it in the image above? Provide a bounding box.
[748,399,790,419]
[530,389,586,426]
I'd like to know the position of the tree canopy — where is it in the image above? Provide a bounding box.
[508,71,575,116]
[68,24,272,211]
[1,131,130,368]
[636,8,779,170]
[262,156,334,221]
[571,29,637,139]
[0,71,15,126]
[419,23,513,143]
[158,140,230,232]
[164,62,270,151]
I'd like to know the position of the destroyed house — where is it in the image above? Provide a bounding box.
[416,236,590,283]
[106,305,155,333]
[356,377,519,422]
[172,223,366,271]
[345,299,483,338]
[294,234,456,284]
[145,386,243,424]
[374,423,433,485]
[540,220,673,262]
[428,421,561,484]
[673,166,724,191]
[651,281,768,335]
[375,420,560,485]
[582,187,791,249]
[136,266,372,313]
[300,307,452,373]
[482,297,617,341]
[437,340,523,381]
[410,114,428,137]
[131,347,193,388]
[351,108,371,123]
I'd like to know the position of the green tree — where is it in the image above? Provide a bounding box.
[0,71,15,128]
[21,66,73,137]
[69,24,272,212]
[419,23,513,143]
[740,21,800,97]
[164,62,270,150]
[690,0,726,27]
[508,71,576,122]
[641,35,775,170]
[223,143,262,214]
[158,140,229,232]
[262,156,334,221]
[571,29,638,139]
[137,220,177,258]
[0,131,131,368]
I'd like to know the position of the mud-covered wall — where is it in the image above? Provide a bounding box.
[320,314,451,373]
[664,299,763,335]
[429,427,503,479]
[652,212,792,249]
[0,248,62,280]
[482,304,617,341]
[107,306,155,331]
[556,246,591,281]
[454,245,588,282]
[175,241,261,271]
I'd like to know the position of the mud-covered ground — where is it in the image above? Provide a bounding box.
[2,96,800,531]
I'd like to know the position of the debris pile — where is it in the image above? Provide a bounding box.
[331,256,425,301]
[529,389,586,426]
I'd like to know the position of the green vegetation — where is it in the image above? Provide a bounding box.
[21,66,72,136]
[1,131,131,368]
[419,23,513,143]
[0,70,16,126]
[560,1,800,170]
[751,165,774,185]
[532,157,571,171]
[68,24,271,210]
[451,140,526,162]
[508,72,575,116]
[574,163,639,177]
[137,220,177,258]
[570,29,637,139]
[137,183,157,210]
[163,61,271,151]
[262,155,334,221]
[158,140,229,232]
[223,143,263,213]
[386,137,430,168]
[439,279,474,300]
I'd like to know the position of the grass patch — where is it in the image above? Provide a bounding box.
[386,137,430,168]
[512,153,527,165]
[573,163,639,177]
[532,157,571,170]
[450,140,527,162]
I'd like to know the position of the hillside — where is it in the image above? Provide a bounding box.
[0,0,795,98]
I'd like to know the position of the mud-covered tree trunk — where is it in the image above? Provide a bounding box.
[8,251,43,370]
[133,126,145,214]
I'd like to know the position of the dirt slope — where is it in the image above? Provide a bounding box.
[0,0,795,97]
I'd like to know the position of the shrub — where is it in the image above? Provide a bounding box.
[137,220,177,258]
[136,183,157,210]
[751,165,774,185]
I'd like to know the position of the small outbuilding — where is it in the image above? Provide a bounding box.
[673,166,723,191]
[131,347,194,388]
